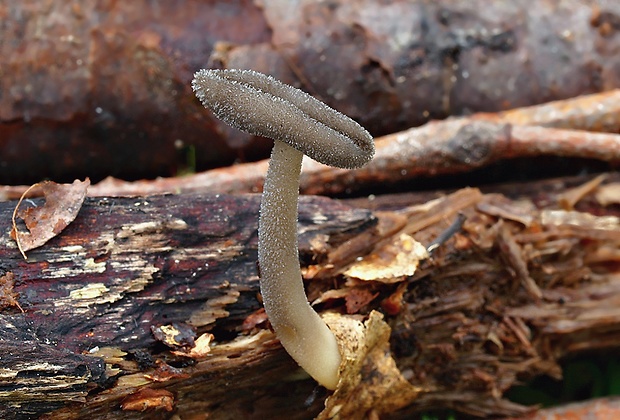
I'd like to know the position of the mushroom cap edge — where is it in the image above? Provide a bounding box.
[192,68,375,169]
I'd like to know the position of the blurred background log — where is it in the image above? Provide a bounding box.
[1,0,620,184]
[1,89,619,201]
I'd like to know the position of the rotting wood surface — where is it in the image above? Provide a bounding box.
[2,0,620,184]
[1,174,619,419]
[0,193,376,419]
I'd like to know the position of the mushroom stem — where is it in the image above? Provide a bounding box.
[258,140,341,390]
[192,68,374,390]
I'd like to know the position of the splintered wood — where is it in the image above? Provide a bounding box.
[344,180,620,418]
[1,174,618,419]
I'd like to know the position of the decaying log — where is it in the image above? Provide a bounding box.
[2,0,620,184]
[0,193,376,419]
[1,173,619,419]
[0,89,614,201]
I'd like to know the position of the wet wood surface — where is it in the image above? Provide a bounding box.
[1,172,619,419]
[0,193,376,419]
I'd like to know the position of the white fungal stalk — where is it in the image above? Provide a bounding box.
[192,69,374,390]
[259,141,341,389]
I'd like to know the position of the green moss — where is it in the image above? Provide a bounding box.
[508,352,620,407]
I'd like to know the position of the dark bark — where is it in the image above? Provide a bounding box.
[0,193,376,419]
[1,174,619,418]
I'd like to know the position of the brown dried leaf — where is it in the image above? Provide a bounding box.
[312,288,349,305]
[0,272,23,312]
[344,288,379,314]
[313,287,379,314]
[10,178,90,258]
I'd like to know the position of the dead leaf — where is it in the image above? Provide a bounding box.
[10,178,90,259]
[0,272,23,312]
[313,287,379,314]
[344,288,379,314]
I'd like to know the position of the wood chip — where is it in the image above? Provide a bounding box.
[121,388,174,412]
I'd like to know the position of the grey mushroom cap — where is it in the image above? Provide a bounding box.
[192,69,375,169]
[192,68,376,390]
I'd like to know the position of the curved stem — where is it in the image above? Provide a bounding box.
[258,141,341,390]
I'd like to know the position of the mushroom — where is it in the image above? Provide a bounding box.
[192,69,374,390]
